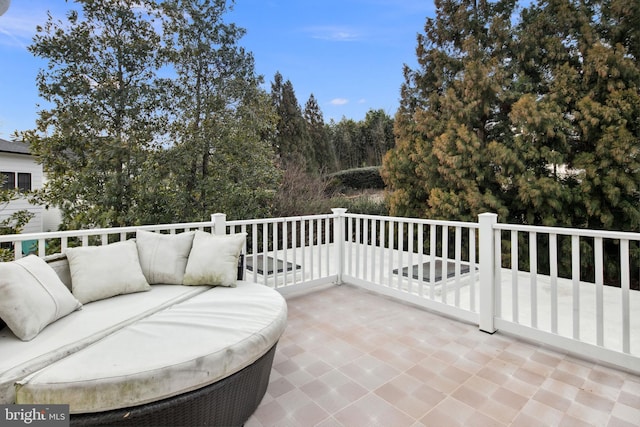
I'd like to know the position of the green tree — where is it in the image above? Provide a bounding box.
[330,117,361,170]
[270,72,314,169]
[383,0,517,220]
[304,94,337,172]
[160,0,280,221]
[24,0,163,228]
[360,109,395,166]
[383,0,640,230]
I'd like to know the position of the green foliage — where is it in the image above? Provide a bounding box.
[159,0,280,222]
[329,110,395,170]
[327,167,385,192]
[24,0,164,228]
[304,94,338,172]
[383,0,640,232]
[270,72,314,170]
[22,0,281,227]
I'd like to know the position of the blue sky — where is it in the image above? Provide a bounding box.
[0,0,435,139]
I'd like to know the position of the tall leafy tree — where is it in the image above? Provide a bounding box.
[330,118,360,170]
[24,0,163,228]
[160,0,280,221]
[360,109,395,166]
[304,94,337,172]
[270,72,314,169]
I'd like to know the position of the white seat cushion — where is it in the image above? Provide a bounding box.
[0,285,211,405]
[15,282,287,414]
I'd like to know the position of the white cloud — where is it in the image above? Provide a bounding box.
[303,25,361,42]
[358,99,366,104]
[330,98,349,106]
[0,14,41,48]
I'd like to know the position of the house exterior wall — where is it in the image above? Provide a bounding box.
[0,151,44,233]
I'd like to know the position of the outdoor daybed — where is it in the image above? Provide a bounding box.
[0,230,288,426]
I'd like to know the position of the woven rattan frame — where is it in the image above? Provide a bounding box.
[70,343,277,427]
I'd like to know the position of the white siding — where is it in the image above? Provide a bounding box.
[0,152,45,233]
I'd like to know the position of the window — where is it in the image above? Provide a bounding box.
[17,173,32,191]
[1,172,31,191]
[1,171,14,190]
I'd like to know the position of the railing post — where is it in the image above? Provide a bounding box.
[212,213,227,236]
[332,208,348,284]
[478,212,498,333]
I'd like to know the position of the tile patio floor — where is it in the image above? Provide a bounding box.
[246,284,640,427]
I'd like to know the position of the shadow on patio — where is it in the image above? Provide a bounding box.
[247,284,640,427]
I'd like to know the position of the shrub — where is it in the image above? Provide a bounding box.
[327,167,384,193]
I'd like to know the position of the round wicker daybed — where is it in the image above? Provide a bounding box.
[71,344,277,426]
[12,282,287,427]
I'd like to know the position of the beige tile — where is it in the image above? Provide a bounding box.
[478,398,520,424]
[334,393,414,427]
[557,414,594,427]
[452,384,489,408]
[607,415,640,427]
[575,388,616,413]
[533,388,573,412]
[566,401,612,426]
[521,399,565,426]
[491,386,529,411]
[245,284,640,427]
[267,376,296,398]
[611,402,640,425]
[424,396,475,425]
[464,411,507,427]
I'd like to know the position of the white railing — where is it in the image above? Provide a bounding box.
[0,221,216,259]
[340,212,480,326]
[490,218,640,371]
[1,210,638,373]
[224,213,339,294]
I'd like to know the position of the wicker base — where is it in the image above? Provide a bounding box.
[70,343,277,427]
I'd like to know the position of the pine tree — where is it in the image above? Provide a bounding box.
[360,109,394,166]
[160,0,280,221]
[270,72,313,169]
[383,0,518,220]
[304,94,337,172]
[512,0,640,229]
[331,118,360,170]
[24,0,163,228]
[383,0,640,230]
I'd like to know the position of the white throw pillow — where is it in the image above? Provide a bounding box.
[0,255,82,341]
[183,231,246,287]
[65,240,150,304]
[136,230,195,285]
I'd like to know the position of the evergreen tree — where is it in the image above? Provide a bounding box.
[331,118,360,170]
[360,109,395,166]
[270,72,313,169]
[23,0,281,226]
[24,0,163,228]
[383,0,640,230]
[304,94,337,172]
[160,0,280,221]
[384,0,517,220]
